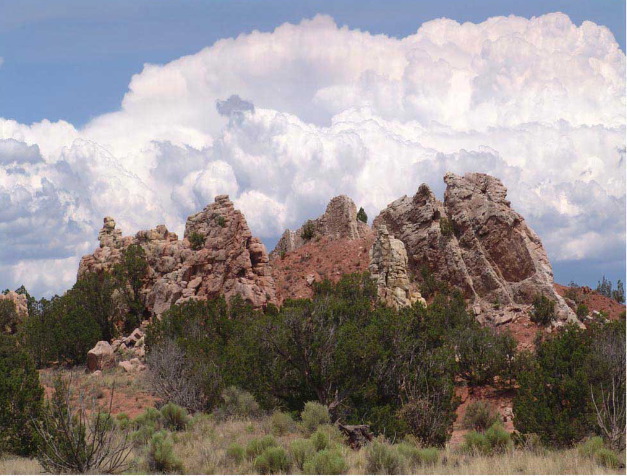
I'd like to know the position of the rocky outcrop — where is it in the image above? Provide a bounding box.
[374,173,576,323]
[369,225,425,309]
[271,195,371,258]
[0,291,28,319]
[87,341,115,372]
[79,195,277,316]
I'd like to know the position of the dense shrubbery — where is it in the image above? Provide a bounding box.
[144,273,528,445]
[514,320,626,449]
[16,244,149,367]
[0,335,43,456]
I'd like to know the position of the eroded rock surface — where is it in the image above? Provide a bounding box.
[0,291,28,319]
[369,225,425,309]
[374,173,576,323]
[271,195,371,258]
[79,195,277,316]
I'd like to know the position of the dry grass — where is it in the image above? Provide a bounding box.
[0,456,42,475]
[2,400,624,475]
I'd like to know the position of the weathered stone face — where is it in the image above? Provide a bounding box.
[78,195,277,316]
[0,291,28,319]
[374,173,577,323]
[369,225,425,309]
[271,195,371,258]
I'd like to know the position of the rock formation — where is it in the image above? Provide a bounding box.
[270,195,374,301]
[271,195,371,258]
[374,173,576,323]
[369,225,425,309]
[0,291,28,319]
[79,195,277,316]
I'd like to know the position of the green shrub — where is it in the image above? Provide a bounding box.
[115,412,131,430]
[310,429,330,451]
[160,402,189,431]
[303,448,348,475]
[462,401,499,431]
[365,440,405,475]
[301,220,316,240]
[462,423,511,455]
[246,435,278,460]
[289,439,315,471]
[147,431,183,473]
[0,335,43,456]
[356,207,368,224]
[439,217,455,237]
[254,447,290,474]
[226,443,245,464]
[578,436,605,458]
[530,294,556,325]
[300,401,330,434]
[221,386,260,418]
[594,448,620,469]
[576,303,589,320]
[396,442,439,466]
[134,407,163,428]
[271,411,295,436]
[188,232,205,250]
[215,215,226,227]
[484,423,512,454]
[461,431,490,455]
[131,407,163,445]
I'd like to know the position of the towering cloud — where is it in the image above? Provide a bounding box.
[0,13,624,296]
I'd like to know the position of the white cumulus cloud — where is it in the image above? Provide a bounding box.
[0,12,624,296]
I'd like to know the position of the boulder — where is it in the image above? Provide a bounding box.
[87,341,115,372]
[119,358,146,373]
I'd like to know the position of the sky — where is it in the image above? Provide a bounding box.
[0,0,625,297]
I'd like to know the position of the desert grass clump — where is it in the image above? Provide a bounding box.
[462,423,512,455]
[225,443,245,464]
[131,407,163,445]
[147,431,183,473]
[254,446,291,474]
[221,386,260,419]
[365,439,405,475]
[461,431,491,456]
[160,402,190,431]
[396,442,439,466]
[594,448,620,469]
[289,438,315,470]
[303,448,348,475]
[484,422,513,453]
[300,401,331,434]
[463,400,500,431]
[271,411,296,436]
[310,428,331,451]
[578,436,605,458]
[246,435,278,460]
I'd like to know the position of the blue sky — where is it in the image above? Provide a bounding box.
[0,0,624,295]
[0,0,624,126]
